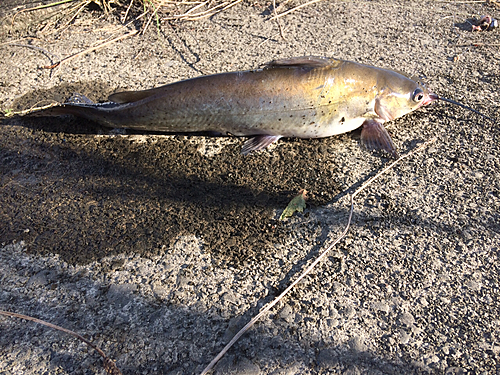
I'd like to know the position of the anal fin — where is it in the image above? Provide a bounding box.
[360,120,399,158]
[241,135,281,155]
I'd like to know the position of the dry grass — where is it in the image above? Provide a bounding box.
[5,0,322,36]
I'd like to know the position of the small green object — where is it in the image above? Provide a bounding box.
[280,190,307,220]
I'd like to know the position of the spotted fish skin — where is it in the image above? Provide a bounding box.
[27,56,437,156]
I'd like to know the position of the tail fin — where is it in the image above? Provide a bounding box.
[16,93,119,121]
[25,104,82,117]
[7,93,96,118]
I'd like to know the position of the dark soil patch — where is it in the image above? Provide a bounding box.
[1,110,342,266]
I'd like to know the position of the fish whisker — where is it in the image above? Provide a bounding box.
[438,96,496,122]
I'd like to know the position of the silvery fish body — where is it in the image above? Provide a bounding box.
[28,56,437,156]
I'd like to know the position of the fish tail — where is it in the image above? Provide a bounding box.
[22,93,96,118]
[27,105,82,117]
[24,104,108,125]
[23,93,119,125]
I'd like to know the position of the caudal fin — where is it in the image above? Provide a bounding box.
[19,93,119,121]
[10,93,96,118]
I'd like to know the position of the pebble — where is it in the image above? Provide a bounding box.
[398,312,415,327]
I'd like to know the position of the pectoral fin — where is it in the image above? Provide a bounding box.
[241,135,281,155]
[360,120,399,158]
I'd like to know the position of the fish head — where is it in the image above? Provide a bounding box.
[374,72,438,122]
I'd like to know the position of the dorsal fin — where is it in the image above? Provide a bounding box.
[264,56,334,69]
[108,86,166,104]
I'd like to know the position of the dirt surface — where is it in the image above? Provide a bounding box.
[1,1,499,374]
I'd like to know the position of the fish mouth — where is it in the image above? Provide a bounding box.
[422,92,439,106]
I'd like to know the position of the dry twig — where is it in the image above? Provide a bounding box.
[3,43,60,66]
[272,0,287,40]
[122,0,135,23]
[11,0,77,26]
[3,102,61,117]
[456,42,500,46]
[164,0,243,21]
[60,0,91,29]
[200,137,437,375]
[42,29,138,69]
[269,0,325,21]
[141,0,162,35]
[0,310,122,375]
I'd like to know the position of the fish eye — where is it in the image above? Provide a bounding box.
[412,88,424,102]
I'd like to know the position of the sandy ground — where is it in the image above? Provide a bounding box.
[0,0,499,374]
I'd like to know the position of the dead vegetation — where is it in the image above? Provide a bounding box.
[3,0,325,36]
[1,0,324,69]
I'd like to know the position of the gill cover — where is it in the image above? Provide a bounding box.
[374,73,433,122]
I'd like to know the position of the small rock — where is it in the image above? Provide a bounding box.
[342,306,355,319]
[216,356,260,375]
[466,280,481,291]
[279,304,294,323]
[223,316,246,342]
[398,312,415,327]
[445,366,465,374]
[294,313,303,324]
[326,318,339,328]
[372,301,390,314]
[27,270,50,287]
[399,331,411,345]
[107,283,137,307]
[234,358,260,375]
[317,348,338,368]
[440,297,451,304]
[152,284,169,299]
[332,282,344,294]
[329,306,339,319]
[344,365,362,375]
[27,269,58,287]
[221,291,238,305]
[270,363,302,375]
[424,354,440,366]
[349,336,367,353]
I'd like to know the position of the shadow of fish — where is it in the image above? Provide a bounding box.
[25,56,456,157]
